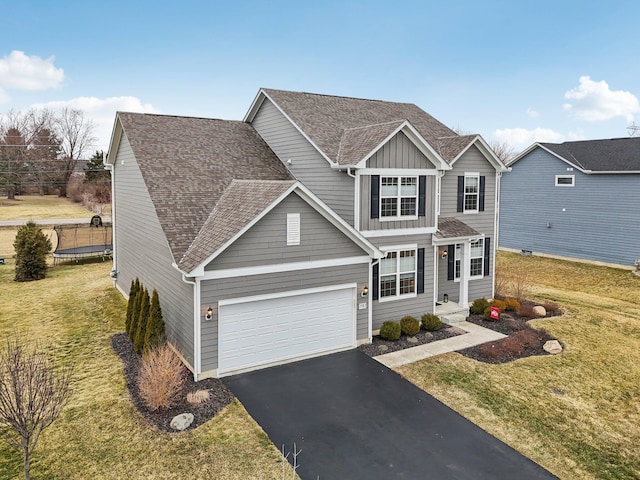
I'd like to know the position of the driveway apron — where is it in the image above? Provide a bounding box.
[224,349,558,480]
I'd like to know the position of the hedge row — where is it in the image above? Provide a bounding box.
[126,278,166,354]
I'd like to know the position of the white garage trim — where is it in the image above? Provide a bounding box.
[218,283,357,376]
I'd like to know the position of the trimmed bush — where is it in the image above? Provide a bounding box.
[484,306,501,321]
[379,321,401,341]
[13,221,52,282]
[137,344,186,411]
[400,315,420,336]
[470,297,490,315]
[491,299,507,311]
[504,297,520,312]
[144,289,166,351]
[421,313,443,331]
[134,288,150,354]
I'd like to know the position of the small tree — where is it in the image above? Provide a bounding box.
[13,221,52,282]
[0,337,73,480]
[125,278,140,337]
[128,282,144,344]
[134,288,150,354]
[144,289,165,351]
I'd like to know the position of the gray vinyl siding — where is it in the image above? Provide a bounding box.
[437,146,497,302]
[200,264,369,372]
[360,174,436,231]
[206,192,364,271]
[367,131,438,169]
[371,234,435,330]
[112,134,195,366]
[500,148,640,266]
[251,99,355,224]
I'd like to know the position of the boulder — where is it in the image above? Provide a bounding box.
[422,332,434,340]
[532,305,547,317]
[407,336,418,344]
[543,340,563,354]
[170,413,194,431]
[378,344,389,353]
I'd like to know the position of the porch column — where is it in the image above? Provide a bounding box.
[458,241,470,308]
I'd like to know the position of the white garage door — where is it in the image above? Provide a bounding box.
[218,285,356,375]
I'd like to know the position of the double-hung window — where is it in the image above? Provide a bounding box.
[464,175,479,213]
[380,176,418,220]
[379,248,416,299]
[454,239,484,280]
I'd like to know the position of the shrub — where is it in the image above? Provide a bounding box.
[517,303,536,318]
[543,300,561,314]
[186,390,210,405]
[144,289,166,352]
[491,299,507,311]
[13,221,52,282]
[421,313,442,331]
[379,321,401,341]
[470,298,490,315]
[137,344,186,411]
[399,316,420,336]
[125,278,140,337]
[504,297,520,312]
[484,306,500,321]
[134,288,150,354]
[128,282,144,344]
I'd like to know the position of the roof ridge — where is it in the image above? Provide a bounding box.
[341,119,407,133]
[262,88,416,106]
[118,111,241,123]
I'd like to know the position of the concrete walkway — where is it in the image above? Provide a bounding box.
[375,321,506,368]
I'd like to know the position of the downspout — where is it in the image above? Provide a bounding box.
[179,270,199,382]
[493,172,502,299]
[104,157,117,286]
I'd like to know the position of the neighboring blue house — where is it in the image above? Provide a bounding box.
[499,137,640,267]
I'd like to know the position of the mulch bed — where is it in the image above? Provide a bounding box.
[358,325,464,357]
[111,333,234,432]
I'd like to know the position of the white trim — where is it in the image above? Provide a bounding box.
[359,168,439,176]
[447,134,509,172]
[432,233,485,246]
[361,226,436,237]
[379,175,419,221]
[555,174,575,187]
[218,283,357,306]
[377,244,418,302]
[463,173,480,214]
[201,255,371,280]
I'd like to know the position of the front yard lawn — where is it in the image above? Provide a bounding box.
[398,252,640,480]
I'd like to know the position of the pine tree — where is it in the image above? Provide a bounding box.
[144,289,165,352]
[13,221,52,282]
[128,282,144,344]
[134,288,150,354]
[125,278,139,336]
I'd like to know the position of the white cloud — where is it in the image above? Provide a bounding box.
[0,50,64,102]
[563,76,639,122]
[526,107,539,118]
[494,127,565,151]
[32,96,159,152]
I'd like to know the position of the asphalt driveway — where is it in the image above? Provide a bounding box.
[224,350,558,480]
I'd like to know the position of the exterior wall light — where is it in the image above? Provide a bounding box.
[361,286,369,297]
[443,293,449,303]
[440,248,448,259]
[205,307,213,321]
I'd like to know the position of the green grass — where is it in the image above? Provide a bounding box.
[0,195,96,221]
[399,252,640,480]
[0,258,298,479]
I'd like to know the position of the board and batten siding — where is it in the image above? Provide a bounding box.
[251,99,355,225]
[199,264,369,373]
[205,192,364,271]
[371,234,435,330]
[437,146,497,302]
[367,131,439,169]
[500,148,640,266]
[113,134,195,367]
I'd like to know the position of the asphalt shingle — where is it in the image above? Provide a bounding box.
[540,137,640,172]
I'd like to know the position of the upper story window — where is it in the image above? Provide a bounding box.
[379,248,416,299]
[457,174,485,214]
[555,175,574,187]
[380,176,417,220]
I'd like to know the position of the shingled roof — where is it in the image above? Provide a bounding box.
[261,88,467,164]
[537,137,640,172]
[116,113,293,269]
[433,217,480,240]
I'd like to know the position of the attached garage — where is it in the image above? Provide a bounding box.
[217,284,357,376]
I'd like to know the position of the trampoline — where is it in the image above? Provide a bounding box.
[53,216,113,264]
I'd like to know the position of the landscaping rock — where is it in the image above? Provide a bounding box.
[422,332,434,340]
[407,336,418,344]
[543,340,563,354]
[378,345,389,352]
[533,306,547,317]
[170,413,194,431]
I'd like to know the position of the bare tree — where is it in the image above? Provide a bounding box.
[54,108,96,197]
[489,140,517,164]
[0,337,73,480]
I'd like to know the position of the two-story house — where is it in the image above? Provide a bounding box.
[106,88,507,380]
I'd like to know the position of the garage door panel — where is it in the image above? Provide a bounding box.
[219,286,356,374]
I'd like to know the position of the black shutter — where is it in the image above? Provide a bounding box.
[371,175,380,219]
[484,237,491,276]
[418,176,426,217]
[372,263,379,300]
[479,176,486,212]
[447,244,455,281]
[417,248,425,294]
[457,176,464,212]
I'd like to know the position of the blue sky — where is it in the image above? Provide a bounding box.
[2,0,640,153]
